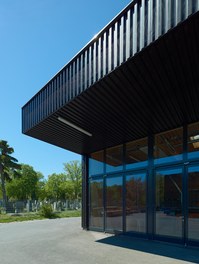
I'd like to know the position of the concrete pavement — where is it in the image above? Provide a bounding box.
[0,217,199,264]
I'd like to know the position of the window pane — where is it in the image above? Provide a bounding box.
[106,145,123,173]
[89,151,104,176]
[125,138,148,170]
[188,122,199,160]
[155,168,183,238]
[90,178,104,229]
[154,127,183,165]
[126,172,146,233]
[106,176,123,232]
[188,166,199,241]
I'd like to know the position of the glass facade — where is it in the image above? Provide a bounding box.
[188,122,199,160]
[155,168,182,238]
[106,145,123,173]
[88,122,199,245]
[106,176,123,232]
[188,165,199,241]
[126,172,146,233]
[125,138,148,170]
[154,127,183,165]
[89,151,104,176]
[90,178,103,229]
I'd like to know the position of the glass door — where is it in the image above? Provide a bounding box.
[155,167,184,240]
[89,178,104,230]
[188,165,199,243]
[125,172,146,233]
[105,175,123,232]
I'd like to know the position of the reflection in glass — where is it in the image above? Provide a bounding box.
[90,178,104,229]
[188,122,199,160]
[126,173,146,233]
[125,138,148,170]
[106,145,123,173]
[154,127,183,165]
[155,168,182,238]
[188,166,199,241]
[106,176,123,232]
[89,150,104,176]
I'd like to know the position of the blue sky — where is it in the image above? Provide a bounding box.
[0,0,131,177]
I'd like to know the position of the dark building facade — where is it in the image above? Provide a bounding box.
[22,1,199,246]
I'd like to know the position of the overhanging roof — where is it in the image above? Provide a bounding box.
[23,12,199,155]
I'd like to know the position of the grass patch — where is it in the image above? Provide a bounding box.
[0,213,44,223]
[55,210,81,218]
[0,210,81,223]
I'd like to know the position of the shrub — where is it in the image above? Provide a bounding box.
[0,207,5,214]
[39,203,54,218]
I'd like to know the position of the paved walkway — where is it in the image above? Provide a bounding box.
[0,217,199,264]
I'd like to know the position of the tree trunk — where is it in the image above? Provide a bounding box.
[0,165,7,211]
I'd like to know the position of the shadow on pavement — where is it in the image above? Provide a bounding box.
[96,235,199,263]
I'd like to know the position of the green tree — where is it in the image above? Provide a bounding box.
[6,164,44,200]
[36,179,46,201]
[63,160,82,200]
[0,140,21,208]
[44,173,73,201]
[0,188,2,199]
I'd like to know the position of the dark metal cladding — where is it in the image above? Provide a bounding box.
[22,1,199,155]
[81,155,89,229]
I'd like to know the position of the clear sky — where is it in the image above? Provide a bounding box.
[0,0,131,177]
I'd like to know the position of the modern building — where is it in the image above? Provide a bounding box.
[22,0,199,247]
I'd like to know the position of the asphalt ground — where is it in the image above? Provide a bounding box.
[0,217,199,264]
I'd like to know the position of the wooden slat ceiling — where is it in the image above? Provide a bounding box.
[25,12,199,155]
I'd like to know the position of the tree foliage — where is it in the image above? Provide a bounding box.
[0,140,21,206]
[6,164,44,200]
[63,160,82,200]
[44,161,82,201]
[44,173,74,201]
[0,140,81,203]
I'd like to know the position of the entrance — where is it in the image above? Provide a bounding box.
[155,165,199,245]
[125,171,146,233]
[155,167,183,242]
[105,175,123,232]
[89,165,199,245]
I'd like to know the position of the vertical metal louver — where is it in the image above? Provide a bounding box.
[22,0,199,134]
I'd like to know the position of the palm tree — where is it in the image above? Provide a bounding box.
[0,140,21,210]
